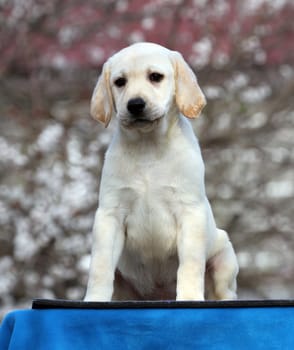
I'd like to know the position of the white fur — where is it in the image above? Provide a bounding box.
[85,43,238,301]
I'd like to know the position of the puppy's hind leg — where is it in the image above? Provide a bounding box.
[209,229,239,300]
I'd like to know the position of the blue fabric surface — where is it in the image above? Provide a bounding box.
[1,305,293,349]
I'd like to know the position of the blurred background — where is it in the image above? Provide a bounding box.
[0,0,293,318]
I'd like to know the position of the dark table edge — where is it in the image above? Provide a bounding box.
[32,299,294,310]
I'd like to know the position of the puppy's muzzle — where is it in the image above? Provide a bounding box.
[127,97,146,116]
[124,97,162,130]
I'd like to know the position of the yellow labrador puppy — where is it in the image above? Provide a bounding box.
[85,42,238,301]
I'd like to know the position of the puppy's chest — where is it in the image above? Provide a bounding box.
[123,182,178,256]
[104,145,200,255]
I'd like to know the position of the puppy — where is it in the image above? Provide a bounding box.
[85,42,238,301]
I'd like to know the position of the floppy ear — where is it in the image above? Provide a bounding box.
[171,51,206,118]
[90,61,114,127]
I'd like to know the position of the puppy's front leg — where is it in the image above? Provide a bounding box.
[84,208,124,301]
[176,208,207,301]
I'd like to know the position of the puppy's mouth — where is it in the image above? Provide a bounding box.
[121,116,163,130]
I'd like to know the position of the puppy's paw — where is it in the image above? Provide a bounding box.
[216,289,237,301]
[84,294,111,302]
[84,286,113,302]
[176,291,205,301]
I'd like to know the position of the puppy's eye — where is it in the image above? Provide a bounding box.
[149,72,164,83]
[114,77,127,87]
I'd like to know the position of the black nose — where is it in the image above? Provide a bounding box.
[127,98,146,115]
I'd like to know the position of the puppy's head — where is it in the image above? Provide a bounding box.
[91,43,206,130]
